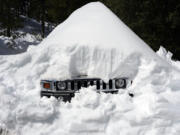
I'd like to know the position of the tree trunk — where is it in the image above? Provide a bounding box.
[7,5,11,37]
[7,26,11,37]
[41,0,45,38]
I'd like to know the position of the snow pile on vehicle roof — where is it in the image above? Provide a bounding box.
[38,1,167,80]
[0,2,180,135]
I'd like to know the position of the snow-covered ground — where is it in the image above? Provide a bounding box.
[0,2,180,135]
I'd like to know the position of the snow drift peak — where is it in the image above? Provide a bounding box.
[40,2,167,80]
[45,2,155,57]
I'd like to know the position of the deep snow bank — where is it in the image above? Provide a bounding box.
[1,46,180,135]
[0,2,180,135]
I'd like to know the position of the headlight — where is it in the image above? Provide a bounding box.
[57,81,66,90]
[115,79,125,88]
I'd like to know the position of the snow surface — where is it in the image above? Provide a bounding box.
[0,2,180,135]
[0,34,40,55]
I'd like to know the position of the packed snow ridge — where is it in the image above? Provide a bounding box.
[0,2,180,135]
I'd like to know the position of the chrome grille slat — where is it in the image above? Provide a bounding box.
[93,80,97,85]
[100,80,103,89]
[74,81,78,90]
[67,82,71,90]
[106,83,109,90]
[112,80,115,89]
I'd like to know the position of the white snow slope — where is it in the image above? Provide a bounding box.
[1,2,180,135]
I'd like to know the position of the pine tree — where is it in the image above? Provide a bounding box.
[0,0,22,37]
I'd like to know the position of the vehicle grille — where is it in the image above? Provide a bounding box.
[56,79,117,91]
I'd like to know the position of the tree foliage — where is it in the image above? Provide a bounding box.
[0,0,22,36]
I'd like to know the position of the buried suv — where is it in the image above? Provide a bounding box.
[40,76,132,101]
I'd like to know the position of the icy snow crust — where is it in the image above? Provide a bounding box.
[0,2,180,135]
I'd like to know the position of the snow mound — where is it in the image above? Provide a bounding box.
[0,2,180,135]
[38,1,167,80]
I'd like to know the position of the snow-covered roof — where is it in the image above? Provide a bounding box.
[40,2,165,80]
